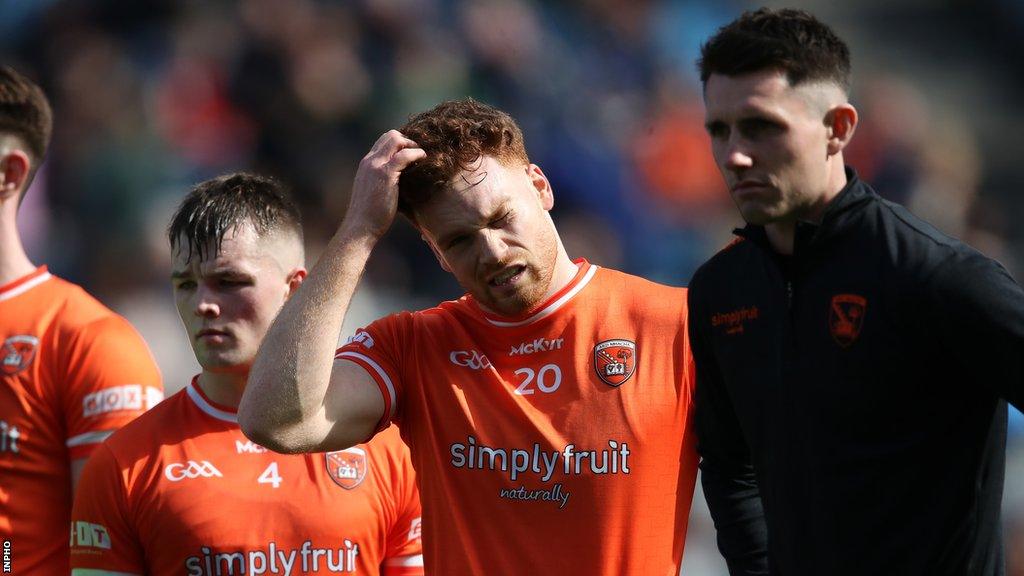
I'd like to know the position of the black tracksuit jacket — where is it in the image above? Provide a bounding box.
[688,169,1024,575]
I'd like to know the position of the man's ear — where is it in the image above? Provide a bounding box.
[285,268,308,298]
[825,103,858,156]
[422,233,452,273]
[527,164,554,211]
[0,149,32,202]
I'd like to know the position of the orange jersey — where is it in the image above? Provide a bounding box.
[0,266,163,574]
[70,378,423,576]
[336,260,698,576]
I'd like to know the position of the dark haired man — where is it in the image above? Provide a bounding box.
[689,8,1024,575]
[240,99,700,575]
[70,173,424,575]
[0,66,163,573]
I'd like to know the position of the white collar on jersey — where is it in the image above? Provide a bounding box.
[0,267,52,302]
[186,378,238,423]
[481,262,598,328]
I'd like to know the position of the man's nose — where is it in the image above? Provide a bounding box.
[724,138,754,171]
[478,229,510,265]
[194,286,220,318]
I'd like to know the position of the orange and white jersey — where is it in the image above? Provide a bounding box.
[0,266,163,574]
[70,378,423,576]
[336,260,699,576]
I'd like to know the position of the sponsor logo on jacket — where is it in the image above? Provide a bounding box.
[712,306,759,335]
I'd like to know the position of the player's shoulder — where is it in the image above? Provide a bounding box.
[361,424,411,461]
[593,265,687,298]
[584,265,688,323]
[40,275,140,337]
[101,388,191,459]
[689,237,751,292]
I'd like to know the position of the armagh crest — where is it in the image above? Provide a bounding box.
[593,339,636,387]
[829,294,867,348]
[326,447,369,489]
[2,335,39,375]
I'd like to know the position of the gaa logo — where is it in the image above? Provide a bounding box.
[326,447,368,490]
[164,460,223,482]
[449,350,491,370]
[593,339,637,387]
[2,335,39,375]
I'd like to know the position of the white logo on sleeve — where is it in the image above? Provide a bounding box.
[70,521,112,550]
[83,385,163,418]
[408,517,422,542]
[449,350,491,370]
[164,460,223,482]
[346,331,375,349]
[0,420,20,454]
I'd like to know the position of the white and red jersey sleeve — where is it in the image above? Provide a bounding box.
[61,313,163,460]
[69,442,146,573]
[334,312,415,432]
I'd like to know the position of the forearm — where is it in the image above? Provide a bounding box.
[240,224,377,452]
[700,460,769,576]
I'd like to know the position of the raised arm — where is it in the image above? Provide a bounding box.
[239,131,425,453]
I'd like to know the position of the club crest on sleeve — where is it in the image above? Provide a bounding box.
[2,335,39,375]
[593,339,636,387]
[326,446,369,489]
[829,294,867,347]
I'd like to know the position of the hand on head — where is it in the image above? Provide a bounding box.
[343,130,426,240]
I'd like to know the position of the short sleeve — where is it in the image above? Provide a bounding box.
[62,315,164,459]
[334,312,414,431]
[62,313,162,457]
[69,443,145,572]
[380,427,423,576]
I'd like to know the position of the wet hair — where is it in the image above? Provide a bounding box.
[168,172,303,262]
[698,8,851,93]
[0,65,53,171]
[397,98,529,222]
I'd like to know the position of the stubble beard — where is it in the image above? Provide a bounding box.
[476,233,559,317]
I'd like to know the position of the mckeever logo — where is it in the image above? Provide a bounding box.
[509,337,564,356]
[236,440,268,454]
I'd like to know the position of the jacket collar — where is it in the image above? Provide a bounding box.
[733,167,877,251]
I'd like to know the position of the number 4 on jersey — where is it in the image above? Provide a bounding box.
[257,462,282,488]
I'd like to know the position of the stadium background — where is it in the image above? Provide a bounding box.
[3,0,1022,572]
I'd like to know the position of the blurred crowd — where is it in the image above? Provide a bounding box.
[3,0,1022,573]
